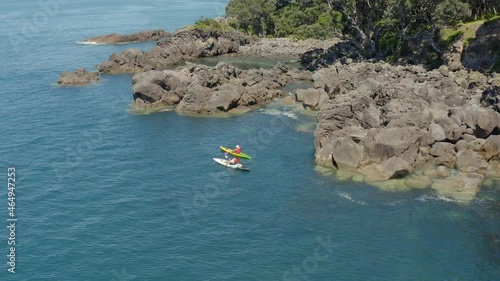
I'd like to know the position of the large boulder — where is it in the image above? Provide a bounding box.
[363,127,432,163]
[429,123,446,142]
[429,142,456,157]
[331,137,364,172]
[483,135,500,159]
[359,157,411,182]
[456,149,489,173]
[475,109,500,138]
[481,86,500,112]
[363,106,381,129]
[132,70,188,105]
[295,88,329,110]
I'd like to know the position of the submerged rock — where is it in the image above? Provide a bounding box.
[82,29,169,44]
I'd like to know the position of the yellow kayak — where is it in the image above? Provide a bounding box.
[220,146,251,159]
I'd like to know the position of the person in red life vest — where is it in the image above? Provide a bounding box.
[229,157,239,165]
[234,145,241,154]
[224,152,239,165]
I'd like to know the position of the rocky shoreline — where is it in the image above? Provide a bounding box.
[98,29,249,73]
[238,37,341,57]
[58,25,500,201]
[308,61,500,201]
[131,62,291,114]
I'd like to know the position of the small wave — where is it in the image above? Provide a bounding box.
[261,108,299,120]
[337,192,367,205]
[384,199,408,206]
[415,193,462,204]
[75,41,105,45]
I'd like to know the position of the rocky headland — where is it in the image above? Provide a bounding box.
[238,37,341,57]
[82,29,169,44]
[57,69,99,85]
[98,28,249,73]
[57,18,500,201]
[308,62,500,201]
[131,61,292,115]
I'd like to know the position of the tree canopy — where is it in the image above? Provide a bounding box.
[225,0,499,63]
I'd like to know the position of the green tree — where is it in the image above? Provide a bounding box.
[434,0,471,26]
[226,0,277,35]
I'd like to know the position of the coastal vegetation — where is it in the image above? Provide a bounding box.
[225,0,499,65]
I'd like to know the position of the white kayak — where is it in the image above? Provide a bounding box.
[213,158,250,171]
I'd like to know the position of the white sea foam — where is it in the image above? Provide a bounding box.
[337,192,367,205]
[384,199,408,206]
[415,193,462,203]
[75,41,104,45]
[261,108,299,120]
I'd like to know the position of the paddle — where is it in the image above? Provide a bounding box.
[224,152,229,167]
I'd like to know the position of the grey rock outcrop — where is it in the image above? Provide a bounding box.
[57,69,99,85]
[99,29,249,73]
[311,61,500,201]
[131,62,291,114]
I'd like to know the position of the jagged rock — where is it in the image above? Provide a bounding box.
[429,142,456,157]
[363,106,381,128]
[379,157,411,179]
[331,138,364,172]
[435,116,461,141]
[359,157,410,182]
[363,127,432,163]
[456,149,489,173]
[481,86,500,112]
[300,41,363,71]
[456,140,468,151]
[315,142,335,167]
[296,88,328,110]
[483,135,500,159]
[131,62,290,114]
[308,61,497,194]
[57,69,99,85]
[99,29,249,73]
[475,109,500,138]
[239,37,339,57]
[467,138,485,152]
[462,19,500,72]
[429,123,446,142]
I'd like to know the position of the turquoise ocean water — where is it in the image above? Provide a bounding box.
[0,1,499,280]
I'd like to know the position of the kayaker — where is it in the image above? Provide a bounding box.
[234,145,241,154]
[225,153,239,165]
[229,157,239,165]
